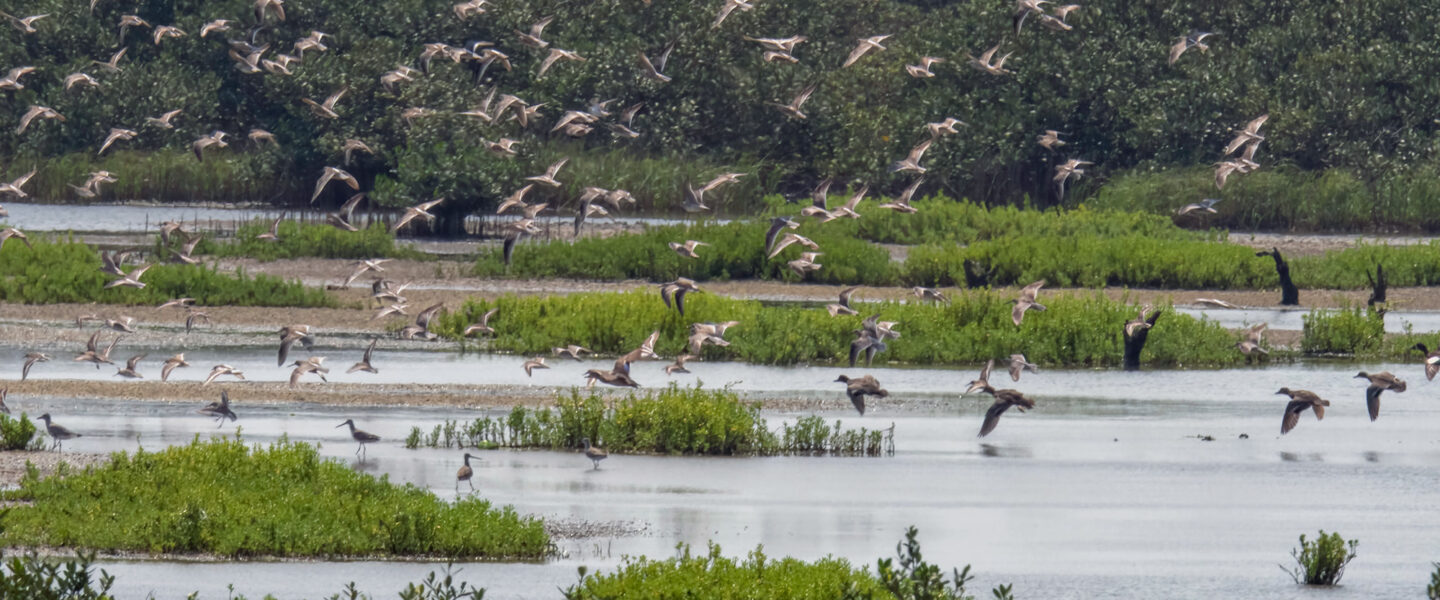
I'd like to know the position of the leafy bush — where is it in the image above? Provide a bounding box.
[1,437,549,559]
[0,549,115,600]
[876,527,985,600]
[404,386,894,457]
[1301,306,1384,356]
[0,414,38,452]
[476,220,897,285]
[179,220,427,262]
[0,238,334,307]
[436,291,1243,367]
[1429,562,1440,600]
[1283,530,1358,586]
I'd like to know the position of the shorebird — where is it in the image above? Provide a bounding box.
[835,374,887,415]
[965,360,994,395]
[337,419,380,457]
[1037,130,1065,151]
[152,24,186,45]
[0,389,8,414]
[463,308,499,336]
[199,19,233,38]
[1223,115,1270,157]
[453,0,488,19]
[1125,305,1155,337]
[115,353,146,378]
[772,82,818,119]
[681,184,709,213]
[198,390,238,427]
[522,357,549,377]
[16,105,64,135]
[158,219,186,244]
[0,168,36,199]
[711,0,753,29]
[745,35,807,53]
[390,199,444,233]
[192,131,229,162]
[537,48,585,79]
[849,314,900,367]
[254,0,286,22]
[905,56,944,78]
[146,109,181,129]
[0,227,30,250]
[74,331,119,368]
[185,309,211,333]
[843,35,891,68]
[768,232,819,259]
[485,138,520,156]
[0,66,36,91]
[1169,31,1215,66]
[254,216,283,242]
[21,352,49,380]
[515,16,553,48]
[1053,158,1093,200]
[349,341,380,375]
[161,353,190,381]
[688,321,737,354]
[0,11,47,34]
[342,139,374,166]
[116,14,150,45]
[787,252,823,278]
[664,354,694,375]
[890,139,933,174]
[659,278,700,315]
[926,118,966,138]
[586,369,640,388]
[328,193,366,232]
[968,43,1013,75]
[827,286,861,317]
[203,364,245,385]
[63,72,100,92]
[1012,280,1047,325]
[104,316,137,333]
[98,128,138,155]
[612,331,661,376]
[312,167,360,203]
[553,345,589,361]
[248,129,278,147]
[1412,342,1440,381]
[289,357,329,388]
[1012,0,1048,33]
[1177,197,1222,216]
[974,385,1036,437]
[37,414,80,450]
[1356,371,1405,421]
[1236,323,1267,355]
[669,240,710,259]
[1195,298,1240,309]
[105,264,151,289]
[1276,388,1329,434]
[302,87,347,119]
[92,47,128,73]
[277,325,315,366]
[580,437,608,469]
[764,217,801,256]
[1008,354,1038,381]
[525,158,568,188]
[763,50,798,63]
[344,259,391,287]
[457,453,476,491]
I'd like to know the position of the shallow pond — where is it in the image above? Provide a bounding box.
[1175,305,1440,334]
[7,358,1436,599]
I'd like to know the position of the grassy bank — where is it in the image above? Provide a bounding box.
[0,437,549,559]
[406,386,894,457]
[9,151,298,204]
[0,238,334,307]
[180,220,428,262]
[437,290,1243,368]
[1090,166,1440,232]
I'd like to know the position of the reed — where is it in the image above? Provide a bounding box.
[436,290,1243,368]
[0,436,550,559]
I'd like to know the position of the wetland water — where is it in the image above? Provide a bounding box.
[7,357,1438,599]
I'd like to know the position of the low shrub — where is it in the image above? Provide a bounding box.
[1429,562,1439,600]
[178,220,427,262]
[1283,530,1358,586]
[436,290,1243,368]
[0,237,334,307]
[1301,306,1384,356]
[0,549,115,600]
[0,437,549,559]
[0,414,38,451]
[404,386,895,457]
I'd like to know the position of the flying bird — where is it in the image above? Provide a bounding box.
[1276,388,1330,434]
[1355,371,1405,421]
[1012,280,1046,326]
[842,35,891,68]
[835,374,888,415]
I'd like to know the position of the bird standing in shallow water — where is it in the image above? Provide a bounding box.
[457,453,476,491]
[337,419,380,457]
[581,437,608,469]
[37,413,80,450]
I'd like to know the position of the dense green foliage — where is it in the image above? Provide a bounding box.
[1093,167,1440,232]
[563,527,1010,600]
[1,437,549,559]
[0,414,39,451]
[1429,562,1440,600]
[438,290,1243,367]
[477,219,896,285]
[405,386,894,457]
[1284,531,1358,586]
[0,237,334,306]
[0,549,116,600]
[1300,307,1384,356]
[179,220,427,261]
[3,0,1437,219]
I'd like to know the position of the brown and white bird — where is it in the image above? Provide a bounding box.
[835,374,887,415]
[161,353,190,381]
[0,11,48,34]
[289,357,330,388]
[522,357,549,377]
[202,364,245,385]
[669,240,710,259]
[890,139,933,174]
[302,88,348,119]
[0,168,37,199]
[1176,197,1222,216]
[772,83,819,120]
[16,105,64,135]
[98,128,138,155]
[1412,342,1440,381]
[1053,158,1093,200]
[843,35,891,68]
[92,48,128,73]
[146,109,182,129]
[826,286,861,317]
[63,72,100,91]
[515,16,553,48]
[711,0,753,29]
[1355,371,1405,421]
[463,308,499,336]
[312,167,360,203]
[390,198,444,233]
[198,390,238,426]
[973,384,1036,437]
[537,48,585,78]
[192,131,229,162]
[664,354,695,375]
[1276,388,1329,434]
[524,158,569,188]
[1236,323,1268,356]
[152,24,186,45]
[199,19,233,38]
[1037,130,1066,151]
[905,56,944,78]
[1011,280,1046,326]
[114,353,146,379]
[104,264,151,289]
[1168,31,1214,67]
[21,351,49,381]
[659,278,701,316]
[1223,114,1270,156]
[0,66,37,91]
[968,43,1013,75]
[1008,354,1038,381]
[348,339,380,374]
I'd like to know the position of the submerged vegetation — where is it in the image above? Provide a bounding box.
[179,220,427,262]
[0,437,549,559]
[0,238,334,307]
[437,290,1243,368]
[404,386,894,457]
[1283,530,1358,586]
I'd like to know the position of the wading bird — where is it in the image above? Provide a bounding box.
[581,437,608,469]
[337,419,380,457]
[457,453,476,491]
[37,414,80,450]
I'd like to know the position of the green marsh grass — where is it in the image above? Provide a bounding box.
[0,237,333,307]
[0,437,549,559]
[174,220,427,262]
[1301,306,1385,356]
[437,291,1243,367]
[9,151,297,204]
[404,386,894,457]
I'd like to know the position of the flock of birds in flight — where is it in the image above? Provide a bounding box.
[0,1,1416,475]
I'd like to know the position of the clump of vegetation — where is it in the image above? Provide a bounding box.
[876,527,1011,600]
[0,549,116,600]
[173,220,427,262]
[0,237,334,307]
[404,386,895,457]
[1,437,549,559]
[475,219,897,285]
[1428,562,1440,600]
[437,291,1242,368]
[1301,306,1384,356]
[0,414,39,451]
[1283,530,1358,586]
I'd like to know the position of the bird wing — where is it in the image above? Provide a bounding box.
[842,41,873,67]
[849,391,865,415]
[1012,300,1030,326]
[1245,114,1269,134]
[1365,387,1381,421]
[791,83,818,108]
[1281,401,1303,434]
[979,401,1010,437]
